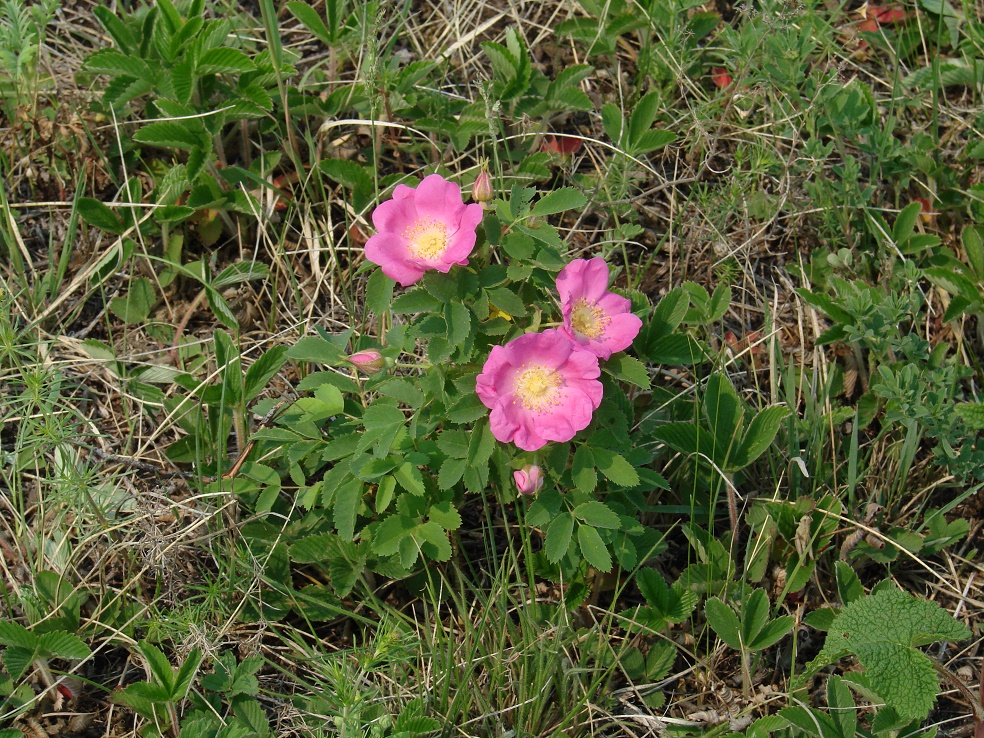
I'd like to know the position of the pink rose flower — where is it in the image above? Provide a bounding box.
[364,174,484,287]
[476,329,603,452]
[513,465,544,495]
[556,257,643,360]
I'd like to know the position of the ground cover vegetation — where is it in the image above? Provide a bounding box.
[0,0,982,735]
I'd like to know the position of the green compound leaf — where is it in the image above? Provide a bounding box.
[577,524,612,572]
[593,448,640,488]
[545,513,575,564]
[572,501,620,529]
[36,631,91,661]
[530,186,587,217]
[704,596,742,650]
[801,586,971,721]
[0,621,37,650]
[2,646,36,681]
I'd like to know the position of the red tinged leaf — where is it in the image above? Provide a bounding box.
[711,67,733,89]
[869,4,907,24]
[857,18,879,32]
[541,135,582,155]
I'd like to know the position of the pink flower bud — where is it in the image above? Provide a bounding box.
[347,350,385,373]
[472,170,494,203]
[513,465,544,495]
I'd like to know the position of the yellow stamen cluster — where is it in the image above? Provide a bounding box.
[405,218,448,260]
[513,363,563,412]
[571,298,609,340]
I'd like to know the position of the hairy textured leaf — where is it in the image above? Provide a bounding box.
[801,587,971,721]
[36,631,90,660]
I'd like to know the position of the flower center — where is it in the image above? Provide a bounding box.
[571,298,609,340]
[514,364,563,412]
[405,218,448,260]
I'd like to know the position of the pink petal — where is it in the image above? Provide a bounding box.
[413,174,465,221]
[371,197,417,236]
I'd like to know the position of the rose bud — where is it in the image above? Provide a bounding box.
[472,169,494,204]
[513,465,544,495]
[347,350,385,373]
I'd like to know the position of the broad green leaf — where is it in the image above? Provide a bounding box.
[138,640,176,692]
[2,647,36,681]
[731,405,790,470]
[394,462,425,496]
[358,402,405,457]
[572,501,620,529]
[835,560,865,605]
[953,401,984,430]
[530,187,587,217]
[628,91,661,147]
[288,534,335,563]
[333,479,363,540]
[78,198,125,234]
[545,513,575,563]
[592,449,639,488]
[827,676,858,738]
[601,102,624,144]
[438,457,467,490]
[373,515,416,556]
[110,276,156,324]
[416,521,452,561]
[445,301,472,346]
[796,288,854,324]
[134,121,202,150]
[437,430,469,459]
[649,287,689,341]
[740,589,772,647]
[486,286,527,317]
[892,201,922,242]
[572,445,597,493]
[645,334,705,365]
[171,649,202,699]
[375,378,424,408]
[704,374,744,460]
[445,393,488,424]
[634,569,697,625]
[287,1,335,45]
[962,225,984,279]
[375,475,397,513]
[428,501,461,531]
[0,621,37,649]
[801,587,972,721]
[705,597,742,650]
[749,615,794,650]
[577,525,612,572]
[604,354,650,389]
[366,270,395,316]
[36,631,90,660]
[197,47,254,75]
[389,287,441,315]
[244,345,287,401]
[631,129,675,154]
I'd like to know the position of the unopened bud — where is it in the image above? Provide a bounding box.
[347,350,385,373]
[513,465,544,495]
[472,170,494,204]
